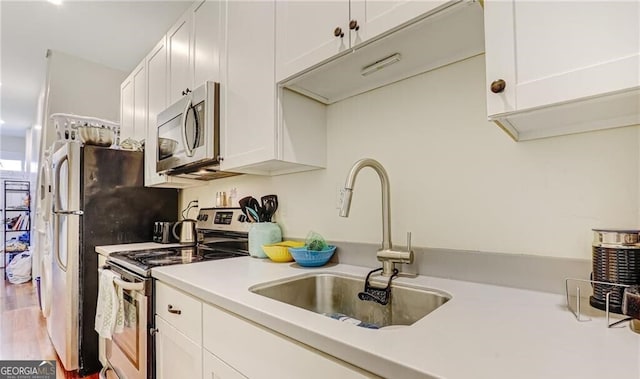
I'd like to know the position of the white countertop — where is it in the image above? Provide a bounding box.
[95,242,188,256]
[152,257,640,379]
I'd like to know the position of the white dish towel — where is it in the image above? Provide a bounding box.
[94,269,125,339]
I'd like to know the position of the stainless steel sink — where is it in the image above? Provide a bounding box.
[249,273,450,328]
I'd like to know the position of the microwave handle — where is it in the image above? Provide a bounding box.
[182,99,195,157]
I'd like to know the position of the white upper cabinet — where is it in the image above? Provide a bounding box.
[350,0,450,45]
[120,77,134,141]
[484,0,640,141]
[276,0,458,83]
[220,0,326,175]
[277,0,485,104]
[275,1,351,82]
[192,0,223,85]
[120,61,146,142]
[222,0,277,170]
[145,38,167,187]
[168,0,223,105]
[167,12,192,104]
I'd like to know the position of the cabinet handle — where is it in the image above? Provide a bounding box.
[490,79,506,94]
[349,20,359,31]
[167,304,182,315]
[333,27,344,38]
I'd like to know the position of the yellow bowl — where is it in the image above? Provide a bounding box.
[262,241,305,262]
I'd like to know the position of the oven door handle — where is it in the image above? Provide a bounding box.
[99,267,145,292]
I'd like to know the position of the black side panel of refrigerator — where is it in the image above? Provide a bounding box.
[78,145,178,376]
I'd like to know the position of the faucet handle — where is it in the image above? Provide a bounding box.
[406,232,412,252]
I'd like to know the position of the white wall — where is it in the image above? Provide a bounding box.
[41,50,126,154]
[181,55,639,259]
[0,136,26,160]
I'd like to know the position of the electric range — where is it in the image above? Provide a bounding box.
[107,207,249,277]
[101,207,249,379]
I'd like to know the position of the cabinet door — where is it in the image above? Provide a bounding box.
[155,316,202,379]
[275,0,350,82]
[192,0,223,86]
[350,0,450,47]
[145,38,169,187]
[120,76,134,142]
[203,350,247,379]
[220,0,277,171]
[168,11,192,104]
[132,62,146,141]
[485,0,640,116]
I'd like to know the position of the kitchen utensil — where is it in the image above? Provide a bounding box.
[78,125,114,146]
[247,197,262,221]
[261,195,278,222]
[172,219,197,244]
[246,207,260,223]
[590,229,640,313]
[238,196,252,219]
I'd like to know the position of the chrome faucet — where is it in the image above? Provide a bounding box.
[339,158,413,276]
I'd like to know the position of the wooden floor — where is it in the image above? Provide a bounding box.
[0,272,99,379]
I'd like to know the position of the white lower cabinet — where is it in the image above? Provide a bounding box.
[155,316,203,379]
[201,302,378,379]
[203,350,247,379]
[155,281,379,379]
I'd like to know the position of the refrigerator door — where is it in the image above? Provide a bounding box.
[49,141,81,371]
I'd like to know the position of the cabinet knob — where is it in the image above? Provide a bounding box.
[333,27,344,38]
[349,20,359,31]
[181,88,192,96]
[149,328,158,336]
[490,79,506,93]
[167,304,182,315]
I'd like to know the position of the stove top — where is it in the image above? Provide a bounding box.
[108,245,248,276]
[108,207,250,276]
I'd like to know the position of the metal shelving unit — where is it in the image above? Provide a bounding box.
[3,180,31,279]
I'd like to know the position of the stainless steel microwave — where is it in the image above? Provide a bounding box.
[156,81,228,179]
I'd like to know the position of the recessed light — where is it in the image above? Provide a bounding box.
[48,0,62,5]
[0,120,5,125]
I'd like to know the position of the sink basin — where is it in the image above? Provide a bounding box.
[249,273,450,328]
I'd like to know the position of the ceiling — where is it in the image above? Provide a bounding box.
[0,0,192,137]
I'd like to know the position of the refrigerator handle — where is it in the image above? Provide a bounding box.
[53,153,69,272]
[52,154,83,216]
[53,154,67,213]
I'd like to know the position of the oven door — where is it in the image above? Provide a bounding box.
[100,264,150,379]
[156,81,219,174]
